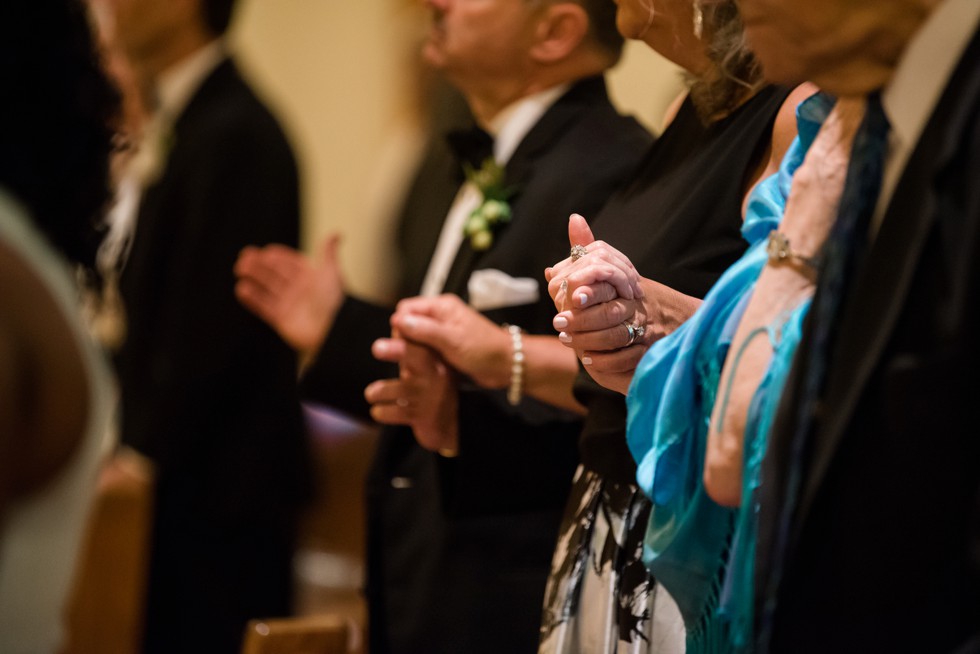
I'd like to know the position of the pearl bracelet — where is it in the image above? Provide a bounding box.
[504,324,524,406]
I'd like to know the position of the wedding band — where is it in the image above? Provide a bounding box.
[623,322,645,346]
[559,279,568,295]
[570,244,588,261]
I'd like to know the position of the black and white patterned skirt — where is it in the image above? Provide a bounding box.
[539,466,685,654]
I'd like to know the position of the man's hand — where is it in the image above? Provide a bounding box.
[365,338,460,455]
[389,294,512,390]
[234,234,344,357]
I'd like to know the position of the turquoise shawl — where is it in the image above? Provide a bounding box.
[626,94,831,653]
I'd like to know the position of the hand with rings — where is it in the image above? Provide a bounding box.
[624,321,645,346]
[543,214,702,394]
[541,214,648,393]
[569,244,589,261]
[365,335,460,454]
[546,213,644,313]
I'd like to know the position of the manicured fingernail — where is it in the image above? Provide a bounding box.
[374,341,389,355]
[554,315,568,330]
[582,356,593,365]
[578,293,588,306]
[403,316,416,330]
[559,332,572,344]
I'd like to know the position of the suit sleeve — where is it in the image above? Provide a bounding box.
[299,295,397,421]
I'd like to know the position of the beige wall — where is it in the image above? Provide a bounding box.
[231,0,683,302]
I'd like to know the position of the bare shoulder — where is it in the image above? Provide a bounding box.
[771,83,820,165]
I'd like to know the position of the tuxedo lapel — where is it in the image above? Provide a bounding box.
[439,77,606,297]
[120,61,237,310]
[504,76,606,190]
[795,29,980,528]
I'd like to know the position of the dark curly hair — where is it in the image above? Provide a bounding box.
[0,0,120,280]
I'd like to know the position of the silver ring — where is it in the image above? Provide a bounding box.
[570,244,588,261]
[623,322,645,346]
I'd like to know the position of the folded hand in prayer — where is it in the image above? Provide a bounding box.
[545,214,700,394]
[365,336,459,455]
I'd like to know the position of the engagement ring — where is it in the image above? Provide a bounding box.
[624,322,645,346]
[570,244,589,261]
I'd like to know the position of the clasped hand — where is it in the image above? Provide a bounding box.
[365,332,460,455]
[363,294,513,455]
[545,214,700,394]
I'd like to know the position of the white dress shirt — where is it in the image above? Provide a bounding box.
[874,0,980,234]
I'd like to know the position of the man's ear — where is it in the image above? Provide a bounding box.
[530,3,590,64]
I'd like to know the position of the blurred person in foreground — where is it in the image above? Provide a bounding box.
[0,0,119,650]
[104,0,313,651]
[234,0,652,650]
[595,89,858,653]
[734,0,980,651]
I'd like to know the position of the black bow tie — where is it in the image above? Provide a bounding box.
[446,125,494,171]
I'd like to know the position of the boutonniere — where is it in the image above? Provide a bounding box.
[462,157,517,251]
[131,116,176,187]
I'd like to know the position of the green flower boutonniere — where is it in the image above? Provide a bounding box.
[462,157,516,251]
[132,117,177,186]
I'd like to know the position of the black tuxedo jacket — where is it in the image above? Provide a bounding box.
[757,29,980,654]
[117,58,312,652]
[302,76,652,653]
[117,59,312,523]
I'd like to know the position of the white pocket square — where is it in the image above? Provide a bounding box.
[468,269,540,311]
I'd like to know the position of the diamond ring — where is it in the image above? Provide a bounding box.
[623,322,645,346]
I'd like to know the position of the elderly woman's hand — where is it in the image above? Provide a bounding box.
[551,277,701,393]
[544,214,701,394]
[545,214,644,312]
